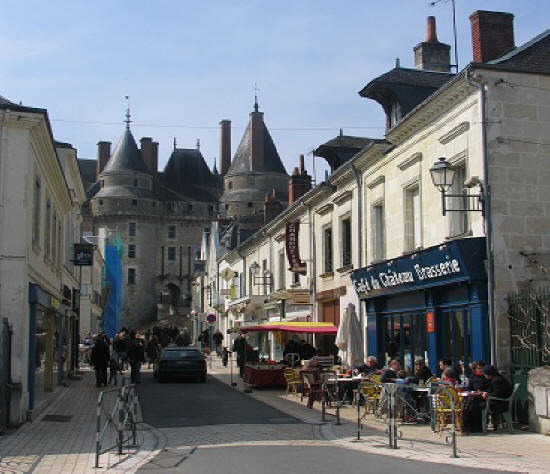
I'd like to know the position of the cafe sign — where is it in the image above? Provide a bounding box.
[351,238,486,298]
[285,220,306,275]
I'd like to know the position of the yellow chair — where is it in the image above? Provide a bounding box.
[283,368,301,394]
[433,386,463,433]
[359,380,382,417]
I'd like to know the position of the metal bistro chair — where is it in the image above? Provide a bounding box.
[359,379,382,418]
[301,371,324,406]
[283,368,301,394]
[482,383,520,434]
[433,386,463,433]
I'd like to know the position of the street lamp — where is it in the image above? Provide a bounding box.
[429,157,456,193]
[249,261,260,276]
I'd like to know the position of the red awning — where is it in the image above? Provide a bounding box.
[237,321,337,335]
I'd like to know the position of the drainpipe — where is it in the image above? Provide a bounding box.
[466,68,496,366]
[351,164,366,358]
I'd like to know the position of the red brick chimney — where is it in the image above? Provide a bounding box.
[250,107,264,171]
[288,154,312,205]
[219,120,231,175]
[264,191,284,225]
[96,141,111,176]
[414,16,451,72]
[140,137,157,174]
[470,10,515,63]
[426,15,437,42]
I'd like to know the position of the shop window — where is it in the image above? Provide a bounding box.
[404,185,421,251]
[278,250,285,290]
[341,217,352,267]
[323,226,333,273]
[128,244,136,259]
[129,222,136,237]
[128,268,136,285]
[168,225,176,239]
[449,164,469,237]
[167,246,176,261]
[32,177,41,246]
[372,202,385,261]
[228,181,233,190]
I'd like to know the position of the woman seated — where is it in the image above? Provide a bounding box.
[468,360,489,392]
[441,367,459,386]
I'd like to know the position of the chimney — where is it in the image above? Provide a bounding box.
[288,154,312,205]
[264,192,284,225]
[413,16,451,72]
[220,120,231,175]
[250,109,264,171]
[140,137,154,173]
[470,10,514,63]
[151,141,158,173]
[96,141,111,176]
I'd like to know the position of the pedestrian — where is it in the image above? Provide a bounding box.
[109,352,120,385]
[232,332,247,377]
[114,332,129,370]
[145,335,159,368]
[213,330,224,356]
[91,335,109,387]
[127,337,145,384]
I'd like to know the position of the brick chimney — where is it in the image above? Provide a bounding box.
[414,16,451,72]
[470,10,515,63]
[219,120,231,175]
[250,107,264,171]
[151,141,158,173]
[264,190,284,225]
[140,137,155,174]
[96,141,111,176]
[288,154,312,205]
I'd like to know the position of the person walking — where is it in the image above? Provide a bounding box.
[213,330,224,356]
[232,332,247,378]
[91,335,110,387]
[127,337,145,384]
[145,335,159,368]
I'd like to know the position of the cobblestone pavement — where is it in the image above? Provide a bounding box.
[0,367,157,473]
[207,354,550,474]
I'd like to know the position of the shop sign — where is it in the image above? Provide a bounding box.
[73,243,94,266]
[293,291,311,305]
[426,312,435,333]
[285,220,307,275]
[351,238,486,298]
[50,296,60,310]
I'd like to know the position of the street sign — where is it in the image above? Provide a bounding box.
[206,313,217,323]
[74,243,94,266]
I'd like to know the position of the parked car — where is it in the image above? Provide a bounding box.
[154,346,207,383]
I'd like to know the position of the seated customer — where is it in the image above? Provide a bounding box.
[468,361,489,392]
[481,365,513,430]
[438,358,452,377]
[380,359,400,383]
[354,356,378,376]
[441,367,459,386]
[414,358,432,383]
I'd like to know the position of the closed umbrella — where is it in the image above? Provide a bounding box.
[335,304,364,368]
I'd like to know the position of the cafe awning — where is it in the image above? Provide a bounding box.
[231,321,337,335]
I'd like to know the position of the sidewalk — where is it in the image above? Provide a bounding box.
[207,355,550,474]
[0,368,159,473]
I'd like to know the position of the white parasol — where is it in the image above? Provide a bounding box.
[335,303,364,368]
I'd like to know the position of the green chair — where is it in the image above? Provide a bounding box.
[482,382,520,434]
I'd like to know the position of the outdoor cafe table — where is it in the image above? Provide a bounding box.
[243,365,286,388]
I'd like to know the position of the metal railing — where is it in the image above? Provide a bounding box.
[95,383,138,468]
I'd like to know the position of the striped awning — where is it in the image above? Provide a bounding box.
[230,321,337,335]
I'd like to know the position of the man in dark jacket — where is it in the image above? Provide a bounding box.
[482,365,513,430]
[232,333,246,377]
[213,330,224,355]
[91,336,110,387]
[127,338,145,384]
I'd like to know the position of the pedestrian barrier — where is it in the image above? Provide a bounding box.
[95,384,138,468]
[354,382,459,458]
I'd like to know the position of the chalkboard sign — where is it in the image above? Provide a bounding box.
[74,243,94,266]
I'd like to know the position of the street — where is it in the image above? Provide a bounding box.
[137,372,502,474]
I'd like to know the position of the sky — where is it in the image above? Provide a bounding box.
[1,1,548,183]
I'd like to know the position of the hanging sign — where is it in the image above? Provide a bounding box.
[426,312,435,333]
[73,243,94,266]
[285,220,307,275]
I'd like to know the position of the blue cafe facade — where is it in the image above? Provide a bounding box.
[351,237,489,376]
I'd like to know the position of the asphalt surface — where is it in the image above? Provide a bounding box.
[137,372,504,474]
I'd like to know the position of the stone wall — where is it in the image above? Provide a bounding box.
[528,366,550,434]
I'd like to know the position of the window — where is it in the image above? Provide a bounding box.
[101,179,104,188]
[323,227,333,273]
[228,182,233,190]
[293,270,300,285]
[167,246,176,261]
[127,268,136,285]
[132,199,138,206]
[129,222,136,237]
[341,217,352,267]
[167,202,174,212]
[32,177,41,245]
[278,250,285,290]
[128,244,136,259]
[372,203,385,261]
[152,201,156,208]
[225,204,229,211]
[187,204,193,212]
[52,211,57,265]
[389,101,401,128]
[404,185,421,251]
[44,199,51,259]
[449,164,469,236]
[168,225,176,239]
[247,202,253,208]
[80,283,89,296]
[208,204,213,213]
[99,199,103,206]
[133,178,138,187]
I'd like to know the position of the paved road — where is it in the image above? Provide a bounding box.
[137,372,503,473]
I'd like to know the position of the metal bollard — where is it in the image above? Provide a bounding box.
[335,378,341,425]
[95,396,101,468]
[118,389,124,455]
[321,381,326,423]
[230,353,237,387]
[132,388,137,446]
[356,389,361,441]
[392,386,398,449]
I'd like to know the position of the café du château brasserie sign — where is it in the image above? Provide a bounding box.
[351,238,486,298]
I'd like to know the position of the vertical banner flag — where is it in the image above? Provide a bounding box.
[286,220,307,275]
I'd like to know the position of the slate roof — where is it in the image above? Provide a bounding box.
[102,128,150,175]
[314,135,380,172]
[159,148,220,202]
[487,29,550,74]
[359,67,455,118]
[77,158,97,189]
[0,95,15,106]
[94,185,157,199]
[227,120,286,175]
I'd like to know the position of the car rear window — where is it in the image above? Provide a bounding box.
[162,350,202,360]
